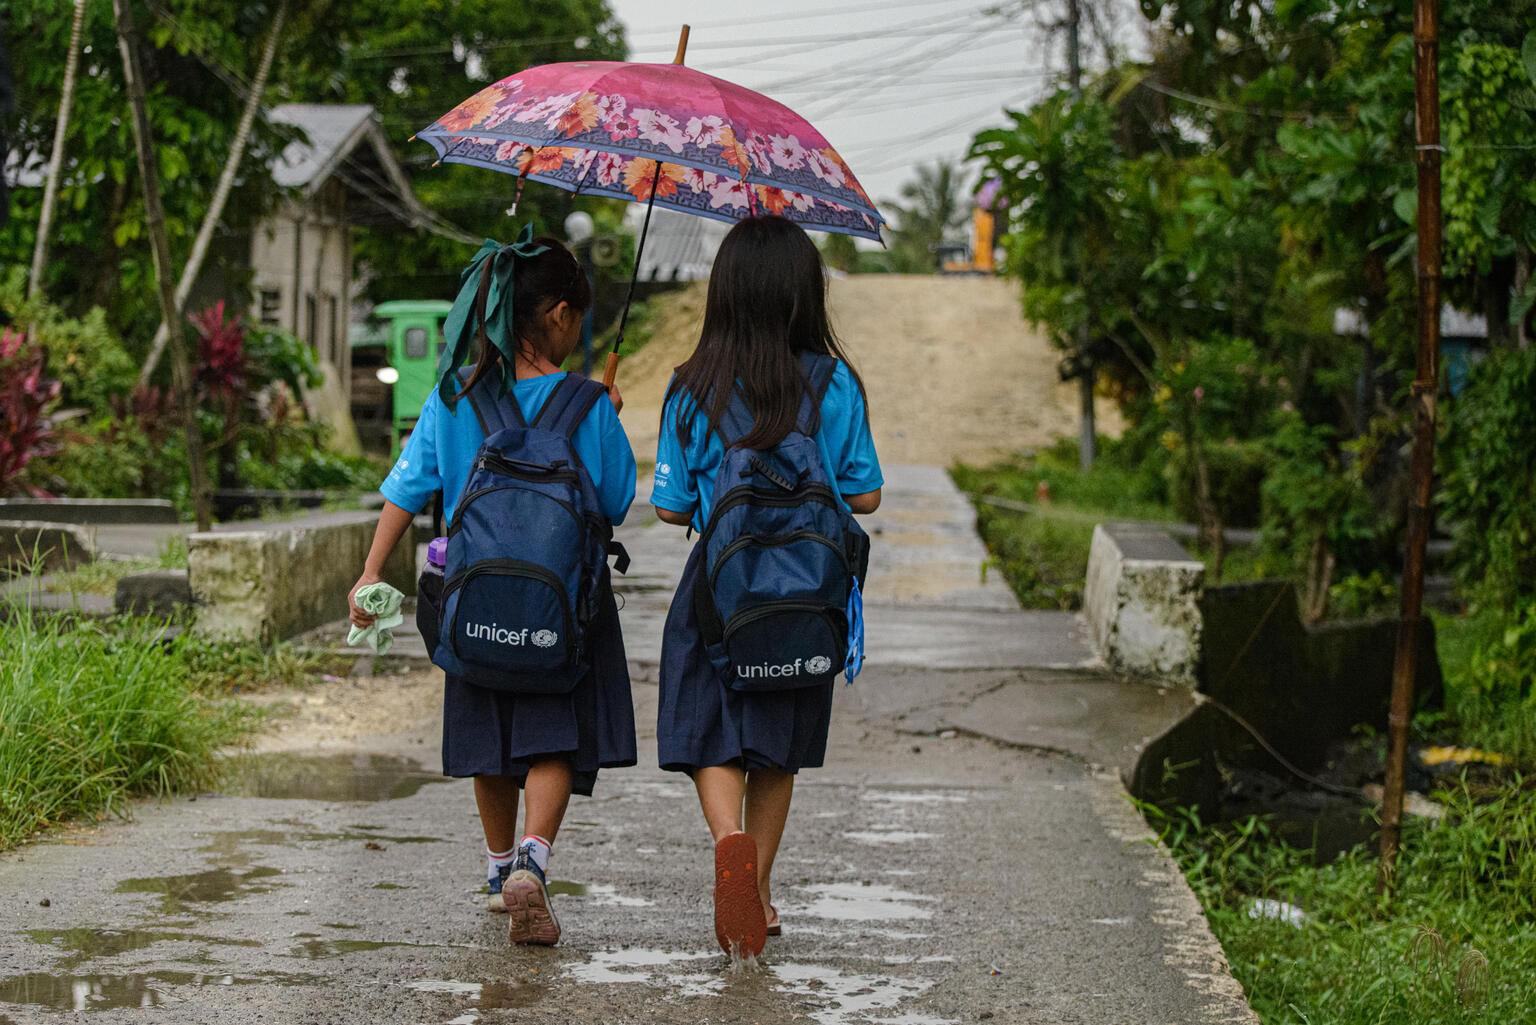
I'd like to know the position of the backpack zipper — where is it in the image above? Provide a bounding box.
[707,530,848,592]
[479,452,582,486]
[698,483,843,548]
[448,483,583,536]
[721,598,845,644]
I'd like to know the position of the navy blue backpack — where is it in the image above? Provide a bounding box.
[693,353,870,691]
[433,371,627,694]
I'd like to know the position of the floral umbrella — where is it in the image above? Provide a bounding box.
[414,29,886,386]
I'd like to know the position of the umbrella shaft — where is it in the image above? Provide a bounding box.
[614,161,664,356]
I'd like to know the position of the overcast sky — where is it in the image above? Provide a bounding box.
[603,0,1147,215]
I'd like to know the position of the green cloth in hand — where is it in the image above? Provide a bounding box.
[348,581,405,655]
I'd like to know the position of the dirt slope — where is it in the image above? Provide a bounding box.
[615,274,1121,468]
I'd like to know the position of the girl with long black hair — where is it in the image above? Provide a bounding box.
[650,215,883,956]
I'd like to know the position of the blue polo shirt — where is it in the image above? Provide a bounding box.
[651,360,883,530]
[381,372,636,525]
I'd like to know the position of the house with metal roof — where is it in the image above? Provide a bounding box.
[251,104,467,407]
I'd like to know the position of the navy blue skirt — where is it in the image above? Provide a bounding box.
[657,542,835,775]
[442,572,636,796]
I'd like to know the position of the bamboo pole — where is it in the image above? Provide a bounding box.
[1379,0,1441,896]
[138,0,289,388]
[113,0,211,532]
[28,0,87,299]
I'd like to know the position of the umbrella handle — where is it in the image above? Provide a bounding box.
[602,351,620,391]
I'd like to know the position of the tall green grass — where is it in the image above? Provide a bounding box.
[0,607,258,849]
[1146,780,1536,1024]
[953,440,1211,609]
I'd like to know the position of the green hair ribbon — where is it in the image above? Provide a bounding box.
[435,222,551,410]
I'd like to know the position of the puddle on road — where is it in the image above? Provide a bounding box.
[841,830,940,845]
[564,949,717,987]
[770,961,938,1025]
[795,883,936,922]
[284,938,435,959]
[407,977,549,1010]
[861,791,970,805]
[24,928,261,966]
[198,826,444,857]
[115,866,283,915]
[217,752,450,802]
[0,970,321,1012]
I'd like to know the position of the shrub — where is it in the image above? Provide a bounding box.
[0,327,65,497]
[0,609,256,849]
[1440,345,1536,612]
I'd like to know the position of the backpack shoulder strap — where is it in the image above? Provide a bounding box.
[532,373,608,439]
[461,367,527,435]
[796,352,838,434]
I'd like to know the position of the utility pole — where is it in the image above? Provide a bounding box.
[113,0,212,532]
[1067,0,1096,470]
[28,0,87,299]
[1379,0,1441,896]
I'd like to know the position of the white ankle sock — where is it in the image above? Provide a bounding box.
[487,845,517,880]
[520,834,551,874]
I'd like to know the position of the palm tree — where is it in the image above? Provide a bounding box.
[885,160,970,273]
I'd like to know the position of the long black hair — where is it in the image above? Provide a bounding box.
[665,216,868,452]
[457,236,591,398]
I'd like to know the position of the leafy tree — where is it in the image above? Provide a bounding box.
[0,0,626,350]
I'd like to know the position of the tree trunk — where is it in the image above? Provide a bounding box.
[113,0,212,531]
[1182,411,1225,582]
[138,0,289,388]
[28,0,87,299]
[1516,243,1531,351]
[1303,537,1336,623]
[90,176,131,311]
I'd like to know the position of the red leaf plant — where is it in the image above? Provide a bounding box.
[0,327,64,497]
[188,301,248,406]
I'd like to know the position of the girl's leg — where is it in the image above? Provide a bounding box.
[693,763,747,839]
[743,767,794,911]
[473,774,521,853]
[520,757,574,843]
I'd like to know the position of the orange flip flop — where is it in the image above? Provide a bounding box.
[714,831,767,957]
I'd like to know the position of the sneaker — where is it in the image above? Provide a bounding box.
[713,831,766,958]
[486,863,512,913]
[504,843,560,945]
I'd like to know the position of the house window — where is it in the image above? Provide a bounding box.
[404,327,429,360]
[258,289,282,325]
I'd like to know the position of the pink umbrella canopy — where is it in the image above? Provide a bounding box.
[416,60,886,241]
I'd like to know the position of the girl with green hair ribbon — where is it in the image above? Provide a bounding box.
[349,224,638,947]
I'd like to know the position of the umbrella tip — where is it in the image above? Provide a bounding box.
[673,24,690,64]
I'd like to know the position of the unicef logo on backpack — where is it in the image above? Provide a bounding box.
[805,655,833,675]
[531,629,559,648]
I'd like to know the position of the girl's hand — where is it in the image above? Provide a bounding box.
[348,570,382,627]
[607,383,624,414]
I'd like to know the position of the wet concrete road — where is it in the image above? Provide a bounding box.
[0,467,1252,1024]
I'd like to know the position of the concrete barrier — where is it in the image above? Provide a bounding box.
[1083,523,1205,686]
[1129,579,1443,820]
[187,510,413,645]
[0,520,95,578]
[0,498,179,524]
